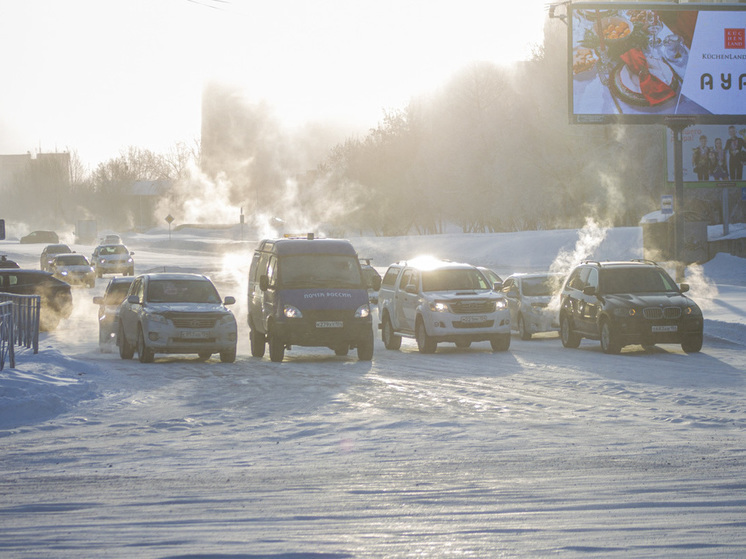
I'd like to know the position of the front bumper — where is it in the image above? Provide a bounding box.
[274,317,373,348]
[423,310,510,342]
[142,318,237,353]
[610,315,703,345]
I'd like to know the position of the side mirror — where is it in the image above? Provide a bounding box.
[129,251,135,256]
[259,275,269,291]
[224,296,236,305]
[127,294,140,304]
[493,281,503,292]
[404,284,418,294]
[582,286,597,296]
[679,283,690,293]
[93,296,103,305]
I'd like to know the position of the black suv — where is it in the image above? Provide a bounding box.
[0,269,73,331]
[559,260,703,354]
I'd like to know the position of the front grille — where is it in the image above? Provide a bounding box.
[168,313,219,329]
[451,300,495,314]
[643,307,682,320]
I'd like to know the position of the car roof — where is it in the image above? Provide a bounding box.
[260,238,357,256]
[44,244,71,250]
[581,260,662,270]
[507,272,564,279]
[0,269,54,277]
[95,243,128,249]
[395,258,475,271]
[138,272,211,282]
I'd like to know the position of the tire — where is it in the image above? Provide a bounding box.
[119,323,134,359]
[600,320,621,354]
[415,319,437,354]
[249,326,266,358]
[268,326,285,363]
[137,326,155,363]
[518,314,532,341]
[357,330,374,361]
[334,344,349,356]
[96,269,102,278]
[455,340,472,349]
[381,314,402,350]
[220,346,237,363]
[560,314,581,348]
[198,351,212,361]
[490,333,511,352]
[681,333,703,353]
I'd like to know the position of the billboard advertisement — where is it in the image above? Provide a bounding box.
[666,124,746,186]
[569,3,746,124]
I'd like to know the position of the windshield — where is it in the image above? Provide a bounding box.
[100,246,128,256]
[522,276,562,297]
[278,254,364,289]
[601,268,679,294]
[57,255,89,266]
[147,279,221,304]
[105,282,133,305]
[422,269,491,292]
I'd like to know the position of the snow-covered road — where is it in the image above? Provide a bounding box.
[2,228,746,557]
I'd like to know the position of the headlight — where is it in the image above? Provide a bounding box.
[429,301,450,312]
[283,305,302,318]
[127,258,133,263]
[494,298,507,310]
[61,270,68,276]
[613,307,636,317]
[146,312,169,324]
[99,259,106,265]
[355,304,371,318]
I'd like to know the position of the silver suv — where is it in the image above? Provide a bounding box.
[377,258,511,353]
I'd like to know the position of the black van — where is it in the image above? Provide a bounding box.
[247,235,374,362]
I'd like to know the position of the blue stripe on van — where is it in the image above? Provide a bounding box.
[280,289,368,310]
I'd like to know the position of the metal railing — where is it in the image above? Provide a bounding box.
[0,294,40,370]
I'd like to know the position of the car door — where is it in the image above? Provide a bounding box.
[400,269,420,332]
[579,267,601,335]
[120,277,143,342]
[393,269,413,331]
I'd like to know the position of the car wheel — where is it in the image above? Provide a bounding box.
[197,351,212,361]
[220,347,237,363]
[455,340,471,349]
[490,333,511,352]
[334,344,349,356]
[560,314,581,348]
[415,319,437,354]
[137,326,155,363]
[268,325,285,363]
[96,269,102,278]
[119,323,134,359]
[249,326,266,358]
[681,333,703,353]
[600,320,622,354]
[381,313,402,350]
[518,314,532,341]
[357,330,374,361]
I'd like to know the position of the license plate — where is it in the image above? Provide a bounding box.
[461,315,487,324]
[316,321,343,328]
[181,331,209,338]
[652,325,677,333]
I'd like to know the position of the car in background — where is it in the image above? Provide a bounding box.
[100,234,122,245]
[502,272,564,340]
[50,253,96,287]
[91,244,135,277]
[0,255,20,269]
[93,276,135,350]
[360,258,382,304]
[20,230,59,244]
[559,260,704,354]
[118,273,237,363]
[0,269,73,331]
[378,258,511,353]
[40,243,73,271]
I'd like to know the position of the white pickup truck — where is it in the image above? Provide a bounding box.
[377,258,511,353]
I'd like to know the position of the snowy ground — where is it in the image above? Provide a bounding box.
[1,226,746,558]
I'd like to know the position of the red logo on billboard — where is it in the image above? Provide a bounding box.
[724,28,745,49]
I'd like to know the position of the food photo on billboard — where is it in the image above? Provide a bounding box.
[666,124,746,185]
[569,3,746,124]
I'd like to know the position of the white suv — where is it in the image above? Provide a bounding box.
[118,273,238,363]
[377,258,511,353]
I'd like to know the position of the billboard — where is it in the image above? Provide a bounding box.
[569,3,746,124]
[665,124,746,186]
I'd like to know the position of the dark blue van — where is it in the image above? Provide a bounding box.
[247,235,374,362]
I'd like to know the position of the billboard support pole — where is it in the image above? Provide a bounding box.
[665,117,695,282]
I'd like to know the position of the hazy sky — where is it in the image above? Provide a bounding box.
[0,0,547,168]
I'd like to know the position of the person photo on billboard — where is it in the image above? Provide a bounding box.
[725,126,745,181]
[711,138,728,181]
[692,135,711,181]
